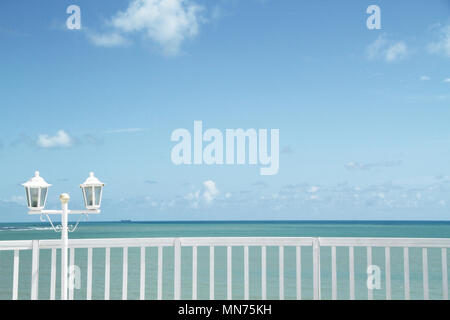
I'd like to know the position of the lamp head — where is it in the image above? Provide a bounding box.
[22,171,51,211]
[80,172,105,210]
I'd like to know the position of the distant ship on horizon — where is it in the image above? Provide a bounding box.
[120,219,132,223]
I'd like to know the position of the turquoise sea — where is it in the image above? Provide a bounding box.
[0,221,449,300]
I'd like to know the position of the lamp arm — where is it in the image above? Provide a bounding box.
[39,213,62,233]
[68,213,89,233]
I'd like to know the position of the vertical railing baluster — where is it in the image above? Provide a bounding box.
[423,248,429,300]
[261,246,266,300]
[244,246,249,300]
[279,246,284,300]
[192,246,197,300]
[367,246,373,300]
[227,246,232,300]
[174,240,181,300]
[157,246,163,300]
[209,245,214,300]
[296,246,301,300]
[31,240,39,300]
[331,246,337,300]
[385,247,391,300]
[140,246,146,300]
[69,248,75,300]
[442,248,448,300]
[104,247,110,300]
[87,248,92,300]
[122,247,128,300]
[404,247,410,300]
[312,238,321,300]
[12,250,19,300]
[349,246,355,300]
[50,248,56,300]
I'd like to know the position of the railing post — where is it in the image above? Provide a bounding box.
[60,194,69,300]
[312,238,321,300]
[174,238,181,300]
[31,240,40,300]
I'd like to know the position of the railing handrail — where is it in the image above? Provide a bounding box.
[318,237,450,247]
[1,236,450,251]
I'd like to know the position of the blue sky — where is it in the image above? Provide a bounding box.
[0,0,450,222]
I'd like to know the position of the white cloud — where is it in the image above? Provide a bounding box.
[90,0,204,55]
[385,42,407,62]
[428,25,450,57]
[420,75,430,81]
[184,180,219,208]
[307,186,319,193]
[88,33,128,47]
[37,130,72,148]
[443,78,450,83]
[366,35,408,62]
[202,180,219,203]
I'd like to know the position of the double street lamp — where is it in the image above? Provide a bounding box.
[22,171,105,300]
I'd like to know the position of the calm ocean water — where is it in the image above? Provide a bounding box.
[0,221,449,300]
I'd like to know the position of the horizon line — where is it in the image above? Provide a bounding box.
[1,219,450,224]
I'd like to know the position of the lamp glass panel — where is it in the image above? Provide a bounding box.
[94,186,102,206]
[82,188,87,207]
[40,188,47,207]
[30,188,39,208]
[25,187,31,207]
[85,186,94,207]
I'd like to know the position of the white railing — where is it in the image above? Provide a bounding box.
[0,237,448,300]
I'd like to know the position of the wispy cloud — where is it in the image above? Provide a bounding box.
[37,130,72,148]
[280,146,294,154]
[1,195,26,206]
[88,0,205,55]
[428,24,450,57]
[443,78,450,83]
[104,128,148,134]
[252,180,268,188]
[88,32,129,47]
[8,131,103,149]
[112,176,450,216]
[420,75,431,81]
[345,160,402,171]
[385,42,407,62]
[367,34,408,62]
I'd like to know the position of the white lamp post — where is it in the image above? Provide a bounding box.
[22,171,105,300]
